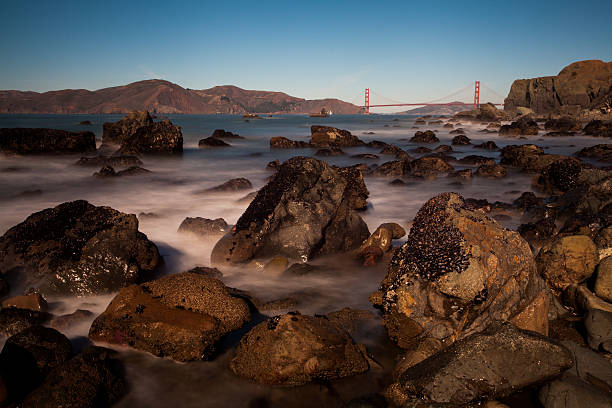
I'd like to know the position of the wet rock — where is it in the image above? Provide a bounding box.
[269,136,309,148]
[211,157,369,264]
[89,272,250,361]
[513,191,542,209]
[315,147,344,156]
[371,193,548,348]
[545,117,582,132]
[310,125,365,147]
[366,140,387,148]
[450,128,466,134]
[499,116,539,136]
[583,120,612,137]
[373,160,410,177]
[500,144,571,172]
[563,284,612,315]
[518,218,557,250]
[266,159,280,170]
[211,129,244,139]
[448,169,473,181]
[576,144,612,163]
[49,309,95,331]
[206,178,252,192]
[230,312,370,385]
[358,225,394,266]
[351,153,379,160]
[458,155,496,166]
[115,119,182,155]
[283,262,320,277]
[594,256,612,302]
[177,217,230,238]
[79,120,92,125]
[0,128,96,155]
[533,158,583,194]
[102,110,153,145]
[410,130,439,144]
[326,307,376,336]
[413,146,431,154]
[584,308,612,352]
[0,308,50,337]
[387,322,573,407]
[0,326,71,404]
[433,145,452,153]
[476,164,507,178]
[474,140,499,150]
[1,293,47,312]
[184,266,223,279]
[536,235,598,293]
[380,144,411,159]
[22,346,127,408]
[454,103,510,122]
[408,157,454,178]
[75,155,143,167]
[263,256,288,275]
[199,136,231,148]
[93,165,151,178]
[0,200,160,296]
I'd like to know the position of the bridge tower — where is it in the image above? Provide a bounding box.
[364,88,370,114]
[474,81,480,109]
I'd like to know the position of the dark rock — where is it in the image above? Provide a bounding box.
[499,116,539,136]
[310,126,365,147]
[410,130,439,143]
[371,193,549,348]
[474,140,499,150]
[518,218,557,250]
[448,169,473,180]
[450,128,466,134]
[0,200,160,296]
[351,153,379,160]
[1,293,47,312]
[453,103,510,122]
[545,117,582,132]
[380,144,411,159]
[576,144,612,162]
[458,155,496,166]
[115,119,182,155]
[93,165,151,178]
[283,263,320,276]
[22,346,127,408]
[269,136,309,148]
[584,120,612,137]
[184,266,223,279]
[206,178,252,192]
[0,128,96,155]
[408,156,454,178]
[413,146,432,154]
[211,157,369,264]
[49,309,95,331]
[102,110,152,145]
[315,147,344,156]
[0,308,51,337]
[75,155,143,167]
[513,191,542,209]
[199,136,231,148]
[366,140,387,148]
[211,129,244,139]
[0,326,71,404]
[79,120,92,125]
[594,256,612,302]
[89,272,250,361]
[177,217,230,238]
[229,312,370,385]
[584,308,612,351]
[476,164,507,178]
[387,322,573,406]
[326,307,377,335]
[500,144,571,172]
[533,158,583,194]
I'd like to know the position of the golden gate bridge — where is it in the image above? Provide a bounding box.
[359,81,505,114]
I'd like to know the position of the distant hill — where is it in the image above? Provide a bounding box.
[399,102,472,116]
[0,80,361,114]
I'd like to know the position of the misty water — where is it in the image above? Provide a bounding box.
[0,114,604,406]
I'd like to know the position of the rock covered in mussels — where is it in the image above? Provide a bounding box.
[0,200,160,296]
[89,272,250,362]
[387,321,573,406]
[370,193,548,348]
[229,312,370,385]
[309,125,365,147]
[211,157,369,264]
[0,128,96,155]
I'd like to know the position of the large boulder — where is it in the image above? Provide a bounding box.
[410,130,439,143]
[89,272,250,362]
[115,119,182,155]
[0,308,50,337]
[177,217,230,239]
[0,128,96,155]
[583,120,612,137]
[211,157,369,264]
[387,321,573,406]
[498,116,539,136]
[0,200,160,296]
[0,326,72,404]
[370,193,548,348]
[545,116,582,132]
[309,126,365,147]
[576,144,612,163]
[500,144,571,172]
[229,312,370,385]
[21,346,127,408]
[102,110,153,145]
[504,60,612,114]
[536,235,598,293]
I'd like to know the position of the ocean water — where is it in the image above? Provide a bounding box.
[0,113,604,406]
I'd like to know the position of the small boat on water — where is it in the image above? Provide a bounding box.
[309,108,332,118]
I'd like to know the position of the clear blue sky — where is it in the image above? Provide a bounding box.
[1,0,611,107]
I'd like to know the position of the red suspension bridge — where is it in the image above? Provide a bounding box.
[359,81,505,114]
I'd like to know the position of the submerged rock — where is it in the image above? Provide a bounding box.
[315,147,345,156]
[576,144,612,162]
[177,217,230,238]
[230,312,370,385]
[89,272,250,362]
[0,128,96,155]
[476,164,507,178]
[206,178,252,192]
[75,155,143,168]
[22,346,127,408]
[309,126,365,147]
[211,157,369,264]
[387,322,573,406]
[370,193,548,348]
[500,144,571,172]
[583,120,612,137]
[0,200,160,296]
[211,129,244,139]
[410,130,439,143]
[499,116,539,136]
[269,136,309,148]
[199,136,231,148]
